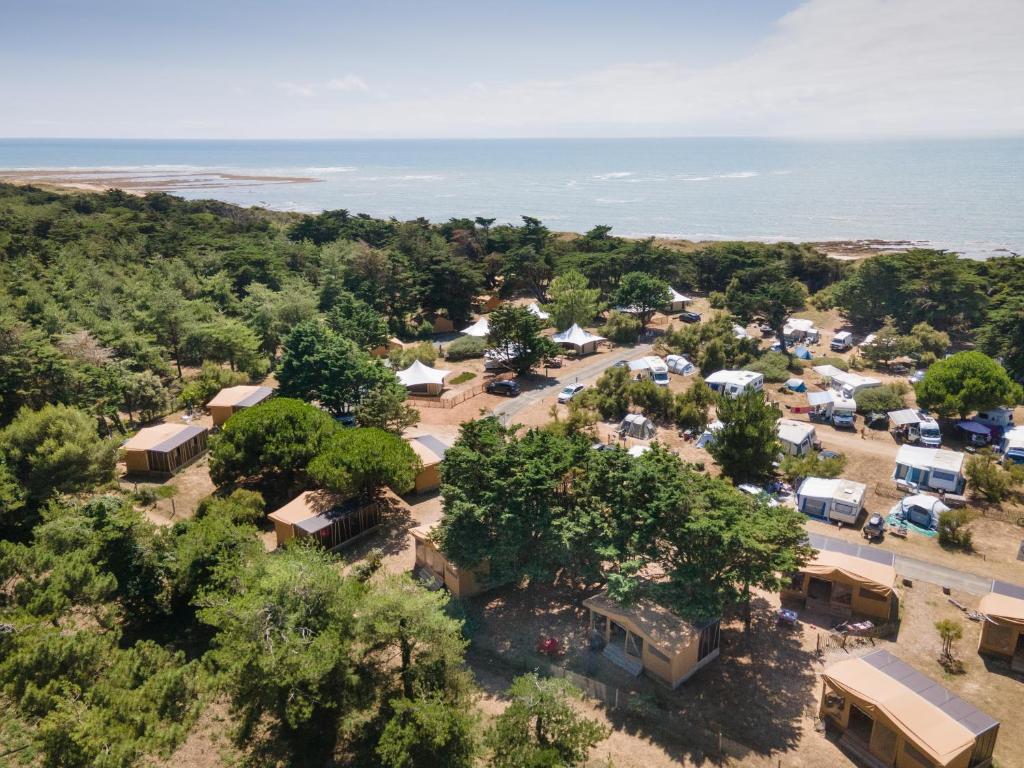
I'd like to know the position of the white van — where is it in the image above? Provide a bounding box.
[628,356,670,387]
[830,331,853,352]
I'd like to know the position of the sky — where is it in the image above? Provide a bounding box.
[2,0,1022,139]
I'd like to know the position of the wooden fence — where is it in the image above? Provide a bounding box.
[407,372,515,409]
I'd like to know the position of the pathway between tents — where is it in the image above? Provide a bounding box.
[492,343,654,423]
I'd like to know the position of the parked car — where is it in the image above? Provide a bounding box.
[486,379,521,397]
[908,369,926,385]
[678,311,702,323]
[557,383,586,403]
[865,412,889,430]
[336,413,356,427]
[611,359,630,369]
[818,450,843,461]
[543,356,562,369]
[863,514,886,541]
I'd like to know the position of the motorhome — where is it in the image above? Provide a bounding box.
[830,331,853,352]
[705,370,764,398]
[628,356,670,387]
[974,407,1015,440]
[831,396,857,429]
[918,415,942,448]
[812,365,881,399]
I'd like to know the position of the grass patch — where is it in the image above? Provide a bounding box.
[449,371,476,385]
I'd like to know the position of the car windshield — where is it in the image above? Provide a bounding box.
[921,425,940,436]
[560,387,575,395]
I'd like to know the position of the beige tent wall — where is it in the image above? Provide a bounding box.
[979,620,1022,659]
[819,680,973,768]
[271,519,296,548]
[783,572,896,622]
[414,463,441,494]
[210,404,237,427]
[124,449,151,474]
[413,530,487,597]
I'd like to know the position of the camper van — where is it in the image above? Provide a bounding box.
[831,396,857,429]
[975,407,1015,439]
[628,356,670,387]
[830,331,853,352]
[918,416,942,448]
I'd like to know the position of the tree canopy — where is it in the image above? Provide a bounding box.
[915,351,1022,419]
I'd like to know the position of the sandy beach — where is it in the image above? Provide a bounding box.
[0,167,320,195]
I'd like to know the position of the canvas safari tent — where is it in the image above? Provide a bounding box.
[406,433,451,494]
[820,650,999,768]
[551,323,605,355]
[619,413,656,440]
[267,490,383,551]
[978,579,1024,669]
[411,523,489,597]
[206,385,273,426]
[783,535,898,622]
[122,423,208,475]
[665,287,691,312]
[396,359,452,396]
[584,589,720,688]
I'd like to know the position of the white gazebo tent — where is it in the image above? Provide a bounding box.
[396,359,452,396]
[552,323,606,355]
[461,317,490,337]
[665,287,692,313]
[526,303,550,321]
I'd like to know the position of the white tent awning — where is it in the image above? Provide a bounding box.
[526,303,550,320]
[552,323,605,347]
[397,359,452,387]
[461,317,490,337]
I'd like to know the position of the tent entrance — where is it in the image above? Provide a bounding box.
[847,705,874,746]
[1014,633,1024,674]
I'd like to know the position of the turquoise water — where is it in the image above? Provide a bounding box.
[1,137,1022,257]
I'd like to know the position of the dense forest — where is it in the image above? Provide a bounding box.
[1,182,1023,766]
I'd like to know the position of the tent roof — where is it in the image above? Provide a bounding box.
[732,324,749,339]
[804,549,897,596]
[705,369,760,386]
[889,408,923,427]
[798,477,866,504]
[408,434,450,466]
[461,317,490,337]
[123,423,206,453]
[786,317,817,332]
[785,377,805,388]
[627,445,651,457]
[823,650,995,765]
[397,359,452,387]
[526,302,550,320]
[806,390,834,406]
[268,490,344,527]
[980,580,1024,628]
[895,445,965,474]
[812,365,881,389]
[583,590,713,656]
[668,287,691,303]
[621,413,654,427]
[900,494,950,515]
[552,323,605,346]
[207,385,273,408]
[778,419,815,445]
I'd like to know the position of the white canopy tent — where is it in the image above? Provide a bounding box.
[552,323,605,355]
[396,359,452,395]
[665,287,692,312]
[460,317,490,337]
[526,303,550,321]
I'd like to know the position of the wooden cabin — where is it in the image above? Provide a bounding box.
[122,423,208,476]
[410,524,489,597]
[406,434,451,494]
[820,650,998,768]
[206,385,273,427]
[584,590,720,688]
[267,490,382,551]
[782,537,898,623]
[978,579,1024,671]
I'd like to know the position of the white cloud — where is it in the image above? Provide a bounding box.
[278,75,369,98]
[292,0,1024,137]
[324,75,369,92]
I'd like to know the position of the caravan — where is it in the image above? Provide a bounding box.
[705,370,764,398]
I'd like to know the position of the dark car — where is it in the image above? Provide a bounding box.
[865,412,890,430]
[863,514,885,541]
[678,311,702,323]
[336,413,357,427]
[486,379,521,397]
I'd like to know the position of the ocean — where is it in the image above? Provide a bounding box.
[1,137,1022,258]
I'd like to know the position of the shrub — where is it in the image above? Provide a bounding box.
[390,341,437,368]
[937,509,974,552]
[445,335,487,361]
[600,311,642,344]
[810,356,849,372]
[449,371,476,385]
[748,351,793,383]
[856,383,908,414]
[965,449,1018,502]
